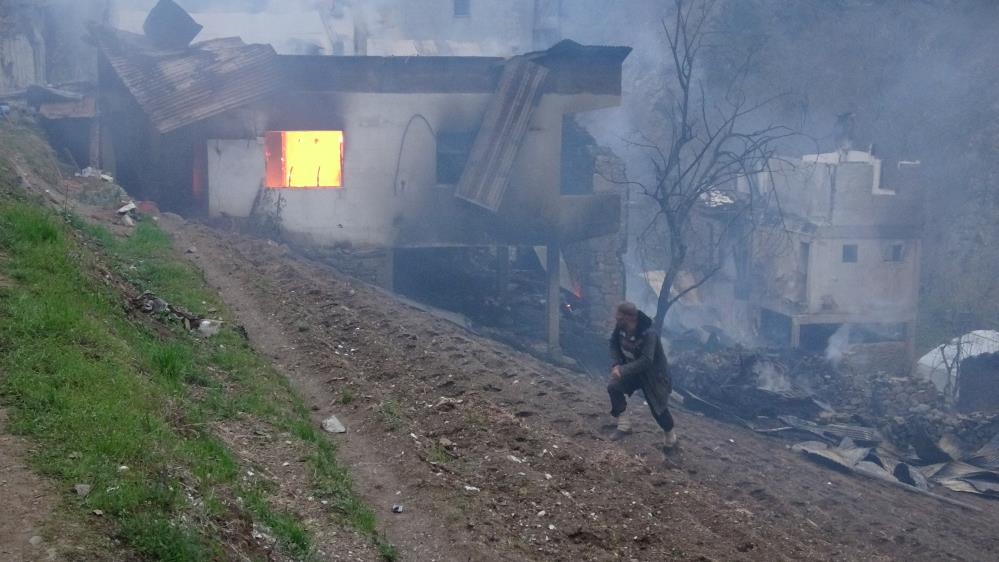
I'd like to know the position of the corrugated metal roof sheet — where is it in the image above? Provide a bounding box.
[93,27,282,134]
[455,58,549,212]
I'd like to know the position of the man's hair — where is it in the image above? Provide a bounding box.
[616,302,639,317]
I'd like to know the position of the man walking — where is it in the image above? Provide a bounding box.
[608,302,677,452]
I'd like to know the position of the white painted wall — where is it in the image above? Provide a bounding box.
[206,90,619,247]
[806,237,919,320]
[208,92,492,246]
[207,138,265,218]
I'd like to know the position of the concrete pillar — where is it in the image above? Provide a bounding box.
[88,117,101,168]
[791,318,801,348]
[495,245,510,301]
[379,247,395,292]
[546,240,562,358]
[905,320,918,370]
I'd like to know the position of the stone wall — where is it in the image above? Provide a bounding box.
[563,146,628,334]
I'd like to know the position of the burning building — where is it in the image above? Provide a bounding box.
[87,0,630,353]
[755,149,922,358]
[680,148,923,363]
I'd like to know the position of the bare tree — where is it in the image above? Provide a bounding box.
[629,0,793,331]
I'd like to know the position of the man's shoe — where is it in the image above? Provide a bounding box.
[609,411,632,441]
[610,429,631,441]
[662,430,678,450]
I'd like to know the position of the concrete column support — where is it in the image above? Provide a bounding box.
[546,240,562,358]
[496,245,510,302]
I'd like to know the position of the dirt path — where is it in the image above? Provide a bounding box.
[164,216,999,562]
[0,410,121,562]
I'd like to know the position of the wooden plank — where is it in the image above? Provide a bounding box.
[455,58,549,212]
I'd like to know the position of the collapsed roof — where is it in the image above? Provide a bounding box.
[90,0,282,134]
[91,27,281,134]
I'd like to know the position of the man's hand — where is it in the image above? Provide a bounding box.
[611,365,622,380]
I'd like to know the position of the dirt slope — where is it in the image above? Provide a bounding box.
[164,216,999,562]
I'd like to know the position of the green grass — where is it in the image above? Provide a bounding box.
[378,400,405,432]
[427,444,453,465]
[339,388,355,405]
[0,201,222,558]
[0,183,395,558]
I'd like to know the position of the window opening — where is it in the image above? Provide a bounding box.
[842,244,858,263]
[265,131,344,189]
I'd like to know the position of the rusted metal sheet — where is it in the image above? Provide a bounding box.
[455,58,549,212]
[94,28,281,134]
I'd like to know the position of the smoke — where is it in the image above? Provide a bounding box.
[825,324,852,366]
[752,357,793,393]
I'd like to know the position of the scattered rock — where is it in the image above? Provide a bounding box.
[186,246,198,254]
[439,437,455,449]
[433,396,463,410]
[116,202,136,215]
[197,319,223,337]
[392,504,404,514]
[74,483,91,497]
[322,415,347,434]
[463,485,480,492]
[29,536,43,546]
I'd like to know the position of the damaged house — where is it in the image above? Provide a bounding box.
[753,149,922,359]
[87,1,631,353]
[692,148,923,363]
[661,144,923,367]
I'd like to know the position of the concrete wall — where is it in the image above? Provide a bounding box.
[805,235,920,321]
[764,152,922,230]
[563,146,627,332]
[206,90,616,248]
[207,138,265,218]
[755,150,921,322]
[210,91,484,246]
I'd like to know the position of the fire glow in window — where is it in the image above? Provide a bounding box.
[265,131,344,188]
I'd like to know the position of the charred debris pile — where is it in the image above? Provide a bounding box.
[671,347,999,499]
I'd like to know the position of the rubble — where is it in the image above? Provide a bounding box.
[673,346,999,498]
[790,439,981,509]
[130,290,220,335]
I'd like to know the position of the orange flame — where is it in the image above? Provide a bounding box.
[265,131,343,188]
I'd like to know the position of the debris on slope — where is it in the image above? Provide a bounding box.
[129,290,222,335]
[671,347,999,498]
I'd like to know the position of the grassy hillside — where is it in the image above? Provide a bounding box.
[0,121,394,560]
